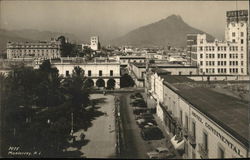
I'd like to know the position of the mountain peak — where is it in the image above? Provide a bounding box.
[165,14,183,22]
[111,15,214,47]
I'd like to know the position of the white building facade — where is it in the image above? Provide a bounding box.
[7,38,61,59]
[35,59,120,89]
[189,10,248,75]
[90,36,100,51]
[149,73,249,159]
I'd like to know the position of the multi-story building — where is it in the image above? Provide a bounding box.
[117,56,146,67]
[34,58,120,89]
[189,10,248,75]
[90,36,100,51]
[129,62,198,87]
[149,73,249,159]
[6,38,61,59]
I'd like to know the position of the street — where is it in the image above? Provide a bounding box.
[118,92,170,159]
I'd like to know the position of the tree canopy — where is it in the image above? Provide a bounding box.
[1,62,101,157]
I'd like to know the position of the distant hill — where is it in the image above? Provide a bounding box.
[0,29,80,53]
[111,15,214,48]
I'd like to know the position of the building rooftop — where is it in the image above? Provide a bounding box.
[133,62,196,68]
[162,75,249,147]
[119,56,146,59]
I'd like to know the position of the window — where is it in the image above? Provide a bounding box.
[110,70,113,76]
[180,110,183,125]
[203,132,208,151]
[241,68,244,73]
[179,71,182,75]
[192,122,196,140]
[232,32,235,37]
[99,70,102,76]
[232,39,235,43]
[200,61,203,66]
[241,46,244,51]
[66,70,69,77]
[218,54,220,58]
[218,146,225,158]
[200,47,203,51]
[189,71,193,75]
[200,54,203,59]
[218,61,220,66]
[240,32,244,37]
[241,61,244,66]
[185,115,188,129]
[88,70,91,76]
[241,39,244,44]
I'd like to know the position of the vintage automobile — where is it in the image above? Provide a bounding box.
[147,147,175,159]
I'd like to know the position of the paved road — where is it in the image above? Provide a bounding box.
[118,92,168,159]
[118,92,180,159]
[119,93,150,158]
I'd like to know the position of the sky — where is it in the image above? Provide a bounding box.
[0,0,249,42]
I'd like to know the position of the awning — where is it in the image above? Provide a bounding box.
[170,135,185,150]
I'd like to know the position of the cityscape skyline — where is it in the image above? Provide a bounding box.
[0,1,248,42]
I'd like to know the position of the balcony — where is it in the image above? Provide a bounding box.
[188,132,196,148]
[198,143,209,159]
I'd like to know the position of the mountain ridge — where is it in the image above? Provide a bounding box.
[110,14,214,47]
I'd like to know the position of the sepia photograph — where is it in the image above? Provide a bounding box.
[0,0,249,159]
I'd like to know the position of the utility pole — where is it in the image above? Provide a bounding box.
[70,112,74,136]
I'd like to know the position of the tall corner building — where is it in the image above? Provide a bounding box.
[188,10,248,75]
[6,38,61,59]
[90,36,100,51]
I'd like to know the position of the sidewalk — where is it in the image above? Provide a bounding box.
[66,94,116,158]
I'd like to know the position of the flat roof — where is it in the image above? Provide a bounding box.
[132,63,197,69]
[162,75,249,147]
[119,56,146,59]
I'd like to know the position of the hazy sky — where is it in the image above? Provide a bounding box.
[0,0,249,41]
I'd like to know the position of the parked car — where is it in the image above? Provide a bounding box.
[130,92,143,99]
[134,92,143,98]
[147,147,175,159]
[136,118,157,128]
[135,113,154,120]
[131,99,147,107]
[141,126,164,140]
[133,107,149,115]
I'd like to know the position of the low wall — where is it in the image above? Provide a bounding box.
[188,75,250,81]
